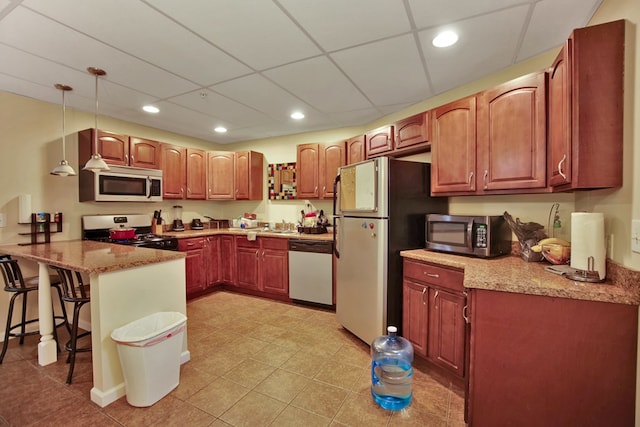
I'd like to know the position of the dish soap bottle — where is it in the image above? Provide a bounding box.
[371,326,414,410]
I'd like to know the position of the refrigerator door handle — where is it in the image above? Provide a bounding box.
[333,217,340,259]
[333,173,341,259]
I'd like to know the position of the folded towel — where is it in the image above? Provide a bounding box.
[247,231,257,241]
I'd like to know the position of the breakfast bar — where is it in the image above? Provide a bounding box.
[0,240,188,408]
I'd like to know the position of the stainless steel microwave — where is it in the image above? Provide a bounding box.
[425,214,512,258]
[79,165,162,202]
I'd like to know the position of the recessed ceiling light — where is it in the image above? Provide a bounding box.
[142,105,160,113]
[291,112,305,120]
[432,30,459,48]
[214,126,227,133]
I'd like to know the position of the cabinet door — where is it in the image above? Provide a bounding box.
[186,148,206,200]
[427,288,466,377]
[394,112,430,150]
[207,151,235,200]
[548,44,572,188]
[477,72,547,192]
[160,144,186,199]
[260,247,289,295]
[97,130,129,166]
[365,125,394,158]
[184,248,206,297]
[206,236,221,287]
[220,235,235,284]
[236,242,260,290]
[235,151,264,200]
[402,279,428,357]
[319,142,345,199]
[296,143,320,198]
[130,137,161,169]
[432,96,476,194]
[346,135,365,165]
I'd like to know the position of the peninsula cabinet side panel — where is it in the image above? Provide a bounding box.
[467,289,637,427]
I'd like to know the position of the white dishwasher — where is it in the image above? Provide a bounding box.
[288,239,333,305]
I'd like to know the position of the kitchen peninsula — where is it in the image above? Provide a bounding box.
[401,249,639,426]
[0,240,188,408]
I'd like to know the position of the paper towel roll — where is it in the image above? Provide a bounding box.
[570,212,606,280]
[19,194,31,223]
[247,231,257,241]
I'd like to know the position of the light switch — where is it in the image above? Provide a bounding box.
[0,213,5,227]
[632,220,640,254]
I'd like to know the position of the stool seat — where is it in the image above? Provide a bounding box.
[0,256,70,364]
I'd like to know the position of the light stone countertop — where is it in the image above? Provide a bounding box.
[162,228,334,241]
[401,249,640,305]
[0,240,185,275]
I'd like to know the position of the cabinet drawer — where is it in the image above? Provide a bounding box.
[178,237,205,251]
[403,259,464,292]
[261,237,289,251]
[235,238,260,249]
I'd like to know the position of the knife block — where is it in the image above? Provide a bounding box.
[151,219,163,235]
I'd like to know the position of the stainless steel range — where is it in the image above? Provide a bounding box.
[82,214,178,251]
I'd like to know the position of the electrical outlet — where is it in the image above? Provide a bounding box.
[0,213,5,227]
[632,220,640,254]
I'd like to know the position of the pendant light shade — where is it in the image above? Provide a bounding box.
[82,67,110,172]
[51,84,76,176]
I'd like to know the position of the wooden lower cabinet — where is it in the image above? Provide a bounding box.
[402,259,467,381]
[205,235,221,286]
[178,237,206,298]
[467,289,637,426]
[235,237,288,295]
[219,235,235,284]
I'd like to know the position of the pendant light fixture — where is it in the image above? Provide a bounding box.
[51,83,76,176]
[82,67,110,172]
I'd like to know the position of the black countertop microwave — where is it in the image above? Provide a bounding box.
[425,214,512,258]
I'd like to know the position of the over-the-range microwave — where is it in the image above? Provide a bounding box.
[79,165,162,202]
[425,214,512,258]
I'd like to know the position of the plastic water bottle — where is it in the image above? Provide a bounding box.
[371,326,414,410]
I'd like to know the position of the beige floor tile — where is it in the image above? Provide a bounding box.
[388,404,448,426]
[187,377,250,417]
[290,379,349,419]
[251,343,298,368]
[221,358,276,388]
[314,360,366,390]
[254,368,310,403]
[171,362,219,401]
[219,390,286,427]
[193,349,246,377]
[219,335,269,359]
[281,349,329,378]
[333,391,393,426]
[271,404,332,427]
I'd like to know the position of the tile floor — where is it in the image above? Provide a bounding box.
[0,291,465,426]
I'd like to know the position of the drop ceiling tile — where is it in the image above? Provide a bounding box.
[408,0,526,29]
[517,0,601,61]
[331,34,431,106]
[420,5,529,95]
[169,89,272,127]
[210,74,309,120]
[326,107,384,128]
[148,0,321,70]
[279,0,411,51]
[263,56,373,113]
[0,7,199,98]
[23,0,252,86]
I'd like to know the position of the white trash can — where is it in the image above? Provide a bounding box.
[111,311,187,407]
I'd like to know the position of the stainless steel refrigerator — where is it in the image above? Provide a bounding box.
[333,157,447,345]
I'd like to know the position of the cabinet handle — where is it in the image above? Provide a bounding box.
[468,171,474,186]
[255,250,259,259]
[483,170,488,189]
[424,272,440,278]
[421,287,426,305]
[558,154,567,180]
[126,154,129,163]
[434,290,439,307]
[181,187,184,196]
[323,186,326,194]
[314,186,318,194]
[463,304,470,324]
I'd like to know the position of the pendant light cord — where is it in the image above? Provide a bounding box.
[94,71,99,154]
[62,89,67,160]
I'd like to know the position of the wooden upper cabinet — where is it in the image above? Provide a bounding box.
[365,125,394,158]
[207,151,235,200]
[296,143,320,199]
[394,112,431,151]
[186,148,206,200]
[319,142,345,199]
[160,144,186,199]
[346,135,365,165]
[78,129,129,166]
[548,19,624,191]
[235,151,264,200]
[129,137,160,169]
[432,96,477,194]
[476,71,547,192]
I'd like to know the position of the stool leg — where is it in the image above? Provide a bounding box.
[19,292,27,345]
[52,284,71,335]
[0,293,19,364]
[66,302,82,384]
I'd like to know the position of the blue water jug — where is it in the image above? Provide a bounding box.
[371,326,414,410]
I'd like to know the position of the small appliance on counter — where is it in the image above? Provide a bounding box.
[567,212,606,282]
[172,205,184,231]
[191,218,204,230]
